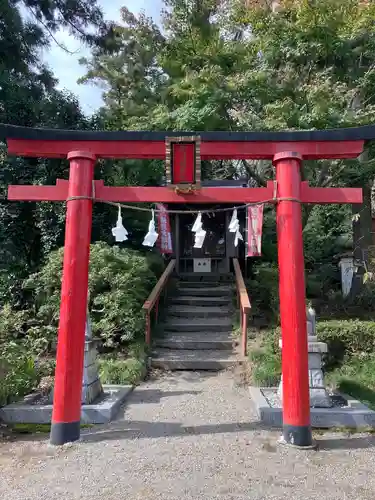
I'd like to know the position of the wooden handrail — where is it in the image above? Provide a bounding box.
[233,258,251,356]
[233,259,251,313]
[143,259,176,345]
[143,259,176,311]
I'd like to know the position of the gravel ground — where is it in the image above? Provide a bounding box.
[1,370,375,500]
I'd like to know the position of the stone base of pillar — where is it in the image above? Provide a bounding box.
[278,337,332,408]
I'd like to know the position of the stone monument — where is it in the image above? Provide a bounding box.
[278,306,332,408]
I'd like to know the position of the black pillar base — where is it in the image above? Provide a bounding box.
[282,424,314,448]
[50,421,80,446]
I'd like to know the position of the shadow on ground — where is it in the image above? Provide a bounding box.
[317,435,375,451]
[81,420,266,443]
[126,389,201,405]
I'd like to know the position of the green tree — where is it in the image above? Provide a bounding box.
[78,0,375,287]
[0,0,113,304]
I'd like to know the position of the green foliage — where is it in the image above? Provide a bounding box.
[23,242,164,349]
[316,284,375,320]
[248,328,281,386]
[326,356,375,411]
[0,342,38,406]
[0,0,114,307]
[99,357,146,386]
[247,264,279,322]
[317,319,375,370]
[248,319,375,393]
[98,341,147,385]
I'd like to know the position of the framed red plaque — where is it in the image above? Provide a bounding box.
[165,136,201,189]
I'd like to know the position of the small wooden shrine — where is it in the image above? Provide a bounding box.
[167,179,248,275]
[164,136,248,274]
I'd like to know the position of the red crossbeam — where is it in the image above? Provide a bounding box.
[7,139,364,160]
[300,182,363,204]
[8,180,362,204]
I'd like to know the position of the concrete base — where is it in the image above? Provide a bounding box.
[0,385,132,425]
[250,386,375,429]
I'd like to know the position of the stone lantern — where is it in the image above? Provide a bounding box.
[81,313,103,404]
[278,306,332,408]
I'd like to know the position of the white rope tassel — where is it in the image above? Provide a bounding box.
[112,205,128,242]
[228,208,243,247]
[192,211,206,249]
[143,209,159,247]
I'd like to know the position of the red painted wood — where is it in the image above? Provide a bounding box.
[7,138,364,160]
[241,312,248,357]
[51,152,95,425]
[8,178,361,206]
[94,181,274,204]
[8,179,69,201]
[145,313,151,346]
[274,152,311,430]
[172,142,196,184]
[300,182,362,204]
[8,181,273,203]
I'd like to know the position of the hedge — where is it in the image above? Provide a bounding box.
[317,320,375,370]
[249,320,375,387]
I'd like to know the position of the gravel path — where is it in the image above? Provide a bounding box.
[2,370,375,499]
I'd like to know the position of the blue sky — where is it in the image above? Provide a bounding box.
[41,1,163,114]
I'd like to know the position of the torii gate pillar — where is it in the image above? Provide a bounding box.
[274,152,311,447]
[50,151,95,446]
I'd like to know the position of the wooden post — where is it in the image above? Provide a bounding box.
[50,151,95,446]
[175,213,180,274]
[241,311,248,357]
[145,313,151,346]
[273,152,312,447]
[155,298,159,323]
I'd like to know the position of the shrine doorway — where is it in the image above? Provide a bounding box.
[174,207,240,275]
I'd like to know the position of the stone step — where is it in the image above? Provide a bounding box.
[179,273,233,282]
[171,296,231,306]
[177,286,233,297]
[167,304,231,317]
[151,349,238,371]
[155,333,235,350]
[177,281,233,289]
[163,317,232,333]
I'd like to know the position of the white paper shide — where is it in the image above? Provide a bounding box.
[191,212,206,249]
[112,205,128,242]
[142,209,159,247]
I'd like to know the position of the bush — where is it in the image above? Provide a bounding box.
[246,264,279,323]
[23,242,164,349]
[316,285,375,320]
[0,342,38,406]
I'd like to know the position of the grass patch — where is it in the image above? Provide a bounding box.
[326,355,375,410]
[247,323,375,411]
[9,423,93,434]
[248,328,281,386]
[98,342,148,386]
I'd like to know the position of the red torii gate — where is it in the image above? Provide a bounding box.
[1,123,368,448]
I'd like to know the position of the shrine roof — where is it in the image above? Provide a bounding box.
[1,123,375,142]
[201,180,248,187]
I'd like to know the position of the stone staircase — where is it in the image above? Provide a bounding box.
[151,275,238,370]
